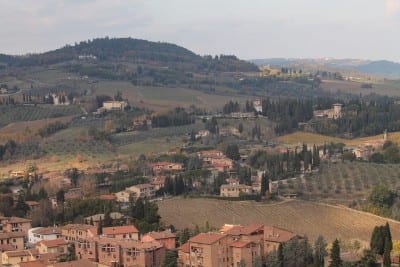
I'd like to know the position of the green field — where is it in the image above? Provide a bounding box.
[278,161,400,202]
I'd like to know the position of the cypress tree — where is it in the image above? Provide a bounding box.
[329,239,342,267]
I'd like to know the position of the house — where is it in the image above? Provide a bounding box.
[115,189,136,203]
[352,147,370,159]
[75,237,165,267]
[264,226,299,254]
[85,212,125,228]
[148,162,184,174]
[1,249,39,266]
[61,224,97,242]
[195,130,210,139]
[98,194,117,202]
[0,216,32,233]
[313,103,342,119]
[102,101,127,111]
[36,238,68,254]
[150,176,167,191]
[179,233,231,267]
[28,227,62,245]
[102,225,139,240]
[231,240,261,267]
[141,230,176,250]
[126,184,155,200]
[220,184,253,197]
[253,99,263,113]
[0,232,26,250]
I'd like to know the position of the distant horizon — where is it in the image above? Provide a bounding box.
[1,36,399,65]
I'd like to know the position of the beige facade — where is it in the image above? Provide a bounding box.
[61,224,96,242]
[0,232,26,250]
[126,184,155,200]
[1,249,39,266]
[220,184,253,197]
[103,101,127,111]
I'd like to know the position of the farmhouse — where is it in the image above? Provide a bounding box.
[125,184,156,200]
[28,227,62,245]
[148,162,184,174]
[220,184,253,197]
[102,101,127,111]
[313,103,342,119]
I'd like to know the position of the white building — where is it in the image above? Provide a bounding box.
[253,99,263,113]
[28,227,61,245]
[103,101,127,111]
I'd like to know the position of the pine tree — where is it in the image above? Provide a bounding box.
[98,217,103,235]
[329,239,342,267]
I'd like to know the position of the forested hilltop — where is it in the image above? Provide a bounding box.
[0,37,258,72]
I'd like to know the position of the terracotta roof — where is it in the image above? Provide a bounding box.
[179,242,190,253]
[225,224,264,236]
[103,225,139,236]
[62,224,94,231]
[38,238,68,248]
[5,249,38,257]
[143,230,176,240]
[52,259,99,267]
[264,226,297,243]
[230,240,252,248]
[190,233,226,245]
[32,227,61,235]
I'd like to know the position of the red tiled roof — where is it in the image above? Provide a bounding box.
[190,233,226,245]
[19,261,47,267]
[103,225,139,236]
[38,238,68,248]
[264,226,297,243]
[225,224,264,236]
[143,230,176,240]
[5,249,38,257]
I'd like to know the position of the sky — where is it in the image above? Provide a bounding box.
[0,0,399,61]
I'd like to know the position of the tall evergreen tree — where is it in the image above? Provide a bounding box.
[329,239,342,267]
[277,243,284,267]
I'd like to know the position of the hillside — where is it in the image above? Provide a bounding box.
[1,37,259,72]
[158,198,400,243]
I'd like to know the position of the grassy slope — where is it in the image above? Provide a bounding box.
[276,131,400,146]
[158,198,400,244]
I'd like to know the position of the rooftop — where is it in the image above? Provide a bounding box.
[190,232,226,245]
[103,225,139,236]
[143,230,176,240]
[264,226,298,243]
[38,238,68,248]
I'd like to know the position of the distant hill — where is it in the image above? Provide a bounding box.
[354,60,400,78]
[1,37,259,72]
[250,58,400,78]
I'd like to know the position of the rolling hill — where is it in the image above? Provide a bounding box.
[0,37,259,72]
[158,198,400,244]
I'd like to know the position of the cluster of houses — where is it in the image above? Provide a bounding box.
[0,213,176,267]
[1,212,309,267]
[178,223,299,267]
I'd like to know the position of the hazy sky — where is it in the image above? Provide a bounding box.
[1,0,399,61]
